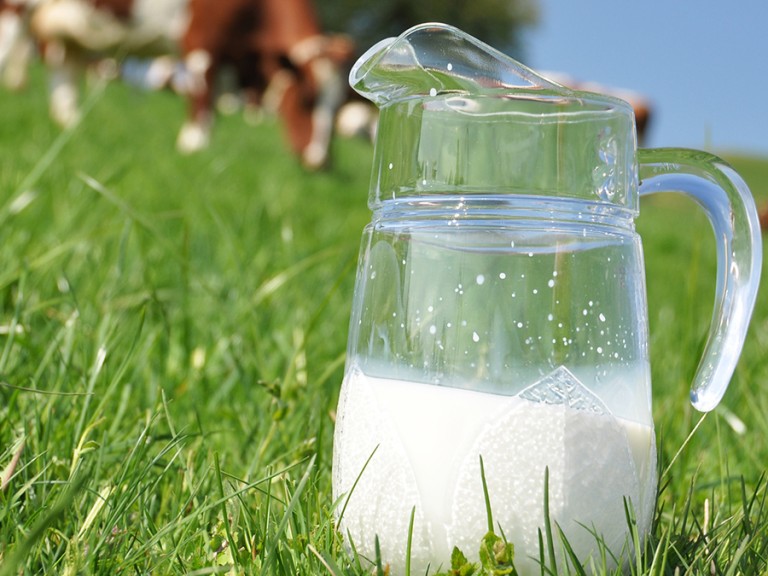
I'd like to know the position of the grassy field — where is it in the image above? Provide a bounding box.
[0,67,767,575]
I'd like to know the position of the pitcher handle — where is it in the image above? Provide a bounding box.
[638,148,762,412]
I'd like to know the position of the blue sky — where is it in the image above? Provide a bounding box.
[523,0,768,156]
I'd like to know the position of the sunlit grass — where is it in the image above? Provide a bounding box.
[0,65,767,574]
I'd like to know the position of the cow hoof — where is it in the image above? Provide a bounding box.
[145,56,177,90]
[302,143,328,171]
[335,101,377,141]
[176,122,210,153]
[3,72,28,92]
[51,109,81,129]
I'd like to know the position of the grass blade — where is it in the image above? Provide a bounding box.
[543,467,558,575]
[480,454,494,534]
[214,452,240,573]
[262,454,317,573]
[337,444,379,526]
[405,505,416,576]
[555,523,588,576]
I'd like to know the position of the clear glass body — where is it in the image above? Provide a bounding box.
[334,197,657,573]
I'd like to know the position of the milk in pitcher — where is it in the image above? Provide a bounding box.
[333,365,657,575]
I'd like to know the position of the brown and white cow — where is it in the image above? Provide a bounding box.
[1,0,353,168]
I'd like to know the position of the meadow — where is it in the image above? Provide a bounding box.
[0,67,767,575]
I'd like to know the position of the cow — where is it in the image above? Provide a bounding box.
[1,0,353,168]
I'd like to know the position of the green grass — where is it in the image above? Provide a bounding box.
[1,66,767,575]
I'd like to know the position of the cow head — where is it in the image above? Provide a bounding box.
[278,33,354,170]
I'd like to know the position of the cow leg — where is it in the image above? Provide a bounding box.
[235,55,269,126]
[0,9,32,91]
[277,66,339,170]
[42,41,83,128]
[303,58,345,169]
[176,49,214,153]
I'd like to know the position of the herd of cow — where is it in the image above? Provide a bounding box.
[3,1,766,239]
[0,0,363,169]
[0,0,668,173]
[4,0,767,237]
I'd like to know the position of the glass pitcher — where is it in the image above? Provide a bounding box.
[332,23,761,575]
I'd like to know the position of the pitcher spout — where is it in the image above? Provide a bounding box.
[349,22,561,106]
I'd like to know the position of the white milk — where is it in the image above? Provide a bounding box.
[333,366,657,575]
